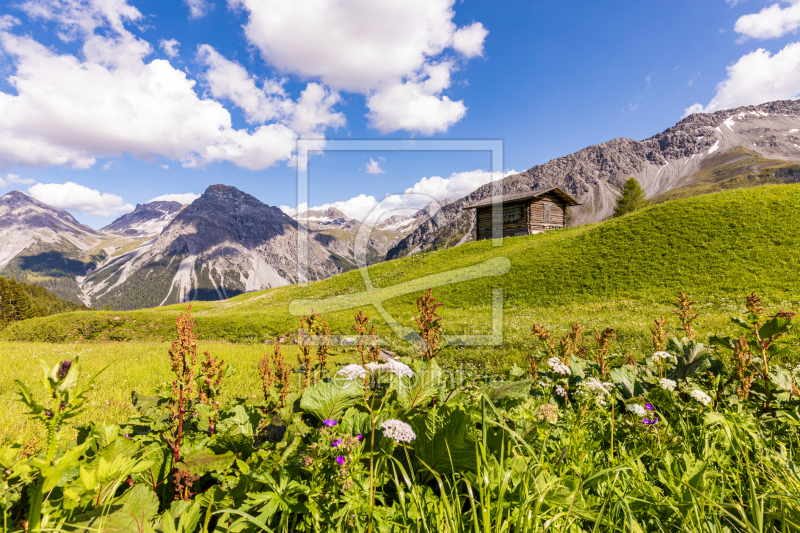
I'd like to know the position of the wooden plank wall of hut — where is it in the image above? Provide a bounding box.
[475,200,529,240]
[528,193,566,232]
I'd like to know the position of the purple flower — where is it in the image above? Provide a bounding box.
[331,438,342,448]
[56,360,72,380]
[323,419,337,428]
[644,403,654,411]
[356,434,362,440]
[641,418,659,426]
[335,456,346,466]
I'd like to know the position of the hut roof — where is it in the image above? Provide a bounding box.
[464,187,581,209]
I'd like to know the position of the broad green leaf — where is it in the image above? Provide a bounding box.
[411,405,477,475]
[299,380,363,422]
[92,422,120,448]
[484,380,531,403]
[182,448,235,476]
[396,360,444,411]
[609,367,641,398]
[709,336,736,350]
[731,317,751,330]
[67,484,159,533]
[758,317,792,339]
[768,366,796,392]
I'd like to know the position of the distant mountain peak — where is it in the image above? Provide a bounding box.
[102,200,183,237]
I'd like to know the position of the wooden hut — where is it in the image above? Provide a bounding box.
[464,187,580,241]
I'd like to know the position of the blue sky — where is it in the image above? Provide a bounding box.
[0,0,798,227]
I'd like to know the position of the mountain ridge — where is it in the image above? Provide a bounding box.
[387,99,800,259]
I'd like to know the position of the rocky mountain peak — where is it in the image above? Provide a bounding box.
[102,200,183,237]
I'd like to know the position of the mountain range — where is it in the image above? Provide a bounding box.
[1,99,799,309]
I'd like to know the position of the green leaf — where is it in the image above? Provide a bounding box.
[299,380,363,422]
[731,317,751,330]
[768,366,796,393]
[609,367,642,398]
[67,484,159,532]
[339,408,372,437]
[758,317,792,340]
[411,405,477,475]
[182,448,236,476]
[709,335,736,351]
[92,422,120,448]
[484,380,531,403]
[396,360,444,411]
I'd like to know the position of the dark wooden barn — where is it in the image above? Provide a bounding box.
[465,187,580,241]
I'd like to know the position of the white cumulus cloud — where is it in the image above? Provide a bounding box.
[735,0,800,41]
[0,0,348,172]
[0,173,34,187]
[228,0,486,134]
[281,168,516,222]
[366,62,466,134]
[365,158,385,174]
[28,181,134,216]
[159,38,179,58]
[451,22,488,58]
[684,42,800,115]
[149,192,199,204]
[185,0,212,19]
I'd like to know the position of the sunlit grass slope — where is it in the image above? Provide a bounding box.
[4,185,800,351]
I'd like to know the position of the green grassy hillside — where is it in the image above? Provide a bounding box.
[5,185,800,357]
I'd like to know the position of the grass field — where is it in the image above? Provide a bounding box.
[3,184,800,444]
[0,340,364,446]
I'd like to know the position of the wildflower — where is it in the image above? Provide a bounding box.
[381,419,416,443]
[335,456,346,466]
[537,403,559,423]
[652,351,677,363]
[337,364,368,380]
[690,389,712,406]
[548,357,571,376]
[555,385,567,397]
[644,403,654,410]
[626,403,646,417]
[323,419,338,428]
[56,360,72,380]
[382,359,414,378]
[659,378,677,391]
[364,362,382,372]
[356,434,362,440]
[575,378,615,406]
[641,418,659,425]
[331,438,343,448]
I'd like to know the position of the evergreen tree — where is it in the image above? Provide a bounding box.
[14,283,35,320]
[0,277,9,324]
[613,177,650,217]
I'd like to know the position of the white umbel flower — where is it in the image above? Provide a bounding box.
[382,358,414,378]
[364,360,414,378]
[576,378,615,406]
[648,351,677,365]
[381,419,416,443]
[555,385,567,397]
[548,357,571,375]
[337,364,367,380]
[659,378,677,391]
[365,362,382,372]
[690,389,712,406]
[626,403,646,417]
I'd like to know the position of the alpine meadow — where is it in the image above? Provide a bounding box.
[2,1,800,532]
